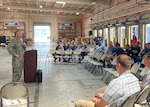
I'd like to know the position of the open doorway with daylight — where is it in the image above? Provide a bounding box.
[34,23,51,43]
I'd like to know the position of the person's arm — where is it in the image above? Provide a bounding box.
[97,86,107,93]
[7,39,17,56]
[92,96,109,107]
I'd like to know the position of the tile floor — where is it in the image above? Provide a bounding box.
[0,42,106,107]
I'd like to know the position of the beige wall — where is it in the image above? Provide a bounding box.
[82,18,91,37]
[0,0,149,43]
[27,15,58,42]
[0,14,77,42]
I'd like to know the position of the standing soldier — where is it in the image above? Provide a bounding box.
[7,30,26,82]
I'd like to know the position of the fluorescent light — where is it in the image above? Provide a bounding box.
[76,13,80,15]
[91,2,96,5]
[56,1,66,4]
[39,5,43,8]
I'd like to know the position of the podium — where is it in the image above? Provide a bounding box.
[24,50,37,83]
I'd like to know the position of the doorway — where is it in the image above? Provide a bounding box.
[146,24,150,43]
[34,23,50,43]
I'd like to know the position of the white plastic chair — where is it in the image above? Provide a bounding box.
[134,85,150,107]
[130,62,141,75]
[72,49,82,62]
[63,49,73,63]
[0,82,29,107]
[104,62,140,84]
[45,48,56,63]
[120,92,139,107]
[138,67,149,81]
[55,49,64,62]
[111,92,139,107]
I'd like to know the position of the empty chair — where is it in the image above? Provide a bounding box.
[72,48,82,62]
[130,62,141,75]
[104,62,140,84]
[134,85,150,107]
[63,49,73,63]
[84,51,101,70]
[0,82,29,107]
[111,92,139,107]
[73,48,82,57]
[45,48,56,63]
[55,49,64,62]
[101,57,117,81]
[88,52,104,74]
[89,53,106,75]
[138,67,149,81]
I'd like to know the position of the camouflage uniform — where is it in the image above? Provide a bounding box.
[7,37,25,82]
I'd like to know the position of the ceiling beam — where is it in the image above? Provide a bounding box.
[0,5,92,14]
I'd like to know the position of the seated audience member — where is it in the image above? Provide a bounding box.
[140,52,150,101]
[139,43,149,57]
[80,43,90,59]
[136,43,150,63]
[66,41,72,50]
[103,41,115,67]
[53,42,63,62]
[71,42,78,50]
[124,44,132,57]
[75,54,141,107]
[106,41,115,55]
[78,43,90,63]
[105,43,124,67]
[113,43,124,56]
[131,42,141,63]
[63,42,68,51]
[141,52,150,87]
[95,41,105,52]
[79,41,85,49]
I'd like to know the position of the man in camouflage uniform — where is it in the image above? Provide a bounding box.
[7,30,26,82]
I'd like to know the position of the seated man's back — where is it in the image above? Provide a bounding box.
[102,72,140,107]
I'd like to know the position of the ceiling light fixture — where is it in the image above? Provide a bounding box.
[91,2,96,5]
[39,5,43,8]
[7,7,10,10]
[56,1,66,5]
[76,13,80,15]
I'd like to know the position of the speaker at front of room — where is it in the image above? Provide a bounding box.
[89,31,92,36]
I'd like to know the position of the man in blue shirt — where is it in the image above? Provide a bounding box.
[113,43,124,56]
[106,41,115,54]
[94,33,103,45]
[105,42,124,67]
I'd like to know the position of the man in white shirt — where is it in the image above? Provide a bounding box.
[75,54,140,107]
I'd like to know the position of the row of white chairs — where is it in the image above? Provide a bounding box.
[83,49,149,85]
[102,59,149,84]
[45,48,82,63]
[84,50,106,75]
